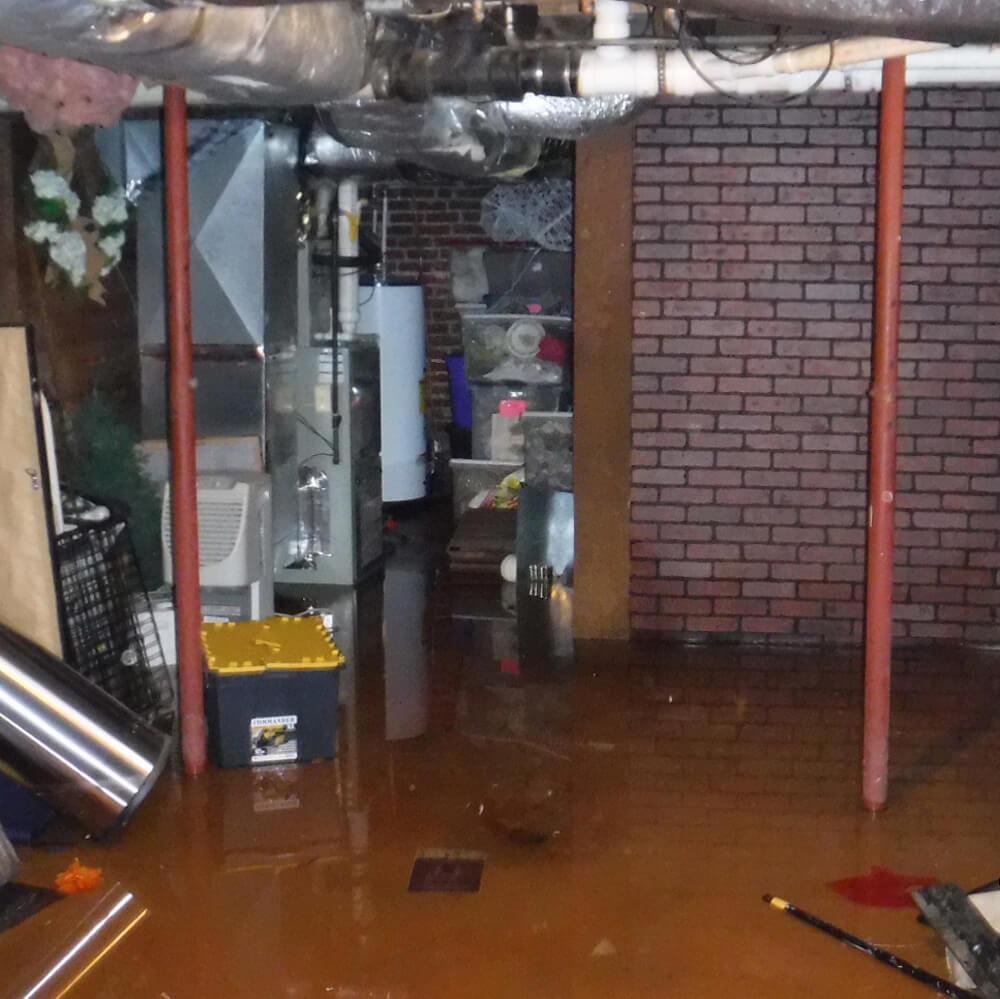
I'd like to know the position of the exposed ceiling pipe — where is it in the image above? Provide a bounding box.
[576,34,950,97]
[682,0,1000,45]
[379,33,955,101]
[0,0,367,104]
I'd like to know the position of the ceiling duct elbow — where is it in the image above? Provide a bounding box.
[0,0,368,104]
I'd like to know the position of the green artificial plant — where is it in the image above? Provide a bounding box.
[65,394,163,588]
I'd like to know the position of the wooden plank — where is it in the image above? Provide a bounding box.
[0,326,63,656]
[573,124,633,640]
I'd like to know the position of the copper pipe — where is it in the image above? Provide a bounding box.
[164,86,207,776]
[863,55,906,813]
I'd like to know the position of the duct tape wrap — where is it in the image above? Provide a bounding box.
[495,94,641,139]
[318,98,543,178]
[304,130,400,177]
[0,0,367,104]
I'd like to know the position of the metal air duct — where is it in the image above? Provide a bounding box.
[0,0,367,104]
[311,94,638,178]
[0,624,171,836]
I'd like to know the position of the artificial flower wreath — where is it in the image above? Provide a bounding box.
[22,138,128,305]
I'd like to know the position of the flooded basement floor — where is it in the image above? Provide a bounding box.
[3,532,1000,997]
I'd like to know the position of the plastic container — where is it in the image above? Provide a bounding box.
[460,313,572,382]
[450,459,523,517]
[202,617,345,769]
[470,382,563,462]
[523,411,574,492]
[446,353,473,430]
[0,774,54,845]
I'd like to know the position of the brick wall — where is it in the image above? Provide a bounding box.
[630,88,1000,645]
[378,178,492,428]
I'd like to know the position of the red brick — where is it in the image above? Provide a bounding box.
[628,95,1000,642]
[687,580,742,598]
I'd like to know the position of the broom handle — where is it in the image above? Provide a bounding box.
[764,895,976,999]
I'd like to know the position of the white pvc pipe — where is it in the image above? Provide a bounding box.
[576,36,983,99]
[337,176,360,339]
[577,47,659,96]
[592,0,631,41]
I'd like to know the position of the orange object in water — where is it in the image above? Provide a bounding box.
[55,858,103,895]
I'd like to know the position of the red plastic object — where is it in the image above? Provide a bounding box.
[829,866,937,909]
[499,399,529,418]
[538,335,568,366]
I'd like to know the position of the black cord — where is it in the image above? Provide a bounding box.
[675,10,836,107]
[296,413,336,452]
[641,3,654,39]
[700,24,786,66]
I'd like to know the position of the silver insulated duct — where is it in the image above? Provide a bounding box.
[310,95,639,178]
[0,624,171,836]
[0,0,367,104]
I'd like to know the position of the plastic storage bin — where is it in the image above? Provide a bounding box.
[461,313,571,382]
[470,382,563,462]
[450,459,522,517]
[202,617,345,769]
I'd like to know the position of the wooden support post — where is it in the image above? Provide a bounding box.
[574,124,634,641]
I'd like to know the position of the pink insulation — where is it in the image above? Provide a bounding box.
[0,46,137,133]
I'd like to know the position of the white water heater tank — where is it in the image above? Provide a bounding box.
[358,284,428,503]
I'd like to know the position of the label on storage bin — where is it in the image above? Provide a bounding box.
[250,715,298,765]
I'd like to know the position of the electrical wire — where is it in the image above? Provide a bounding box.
[675,9,836,106]
[296,413,336,453]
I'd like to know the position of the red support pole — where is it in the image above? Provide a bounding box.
[164,86,207,776]
[863,57,906,812]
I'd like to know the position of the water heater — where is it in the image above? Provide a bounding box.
[357,284,428,503]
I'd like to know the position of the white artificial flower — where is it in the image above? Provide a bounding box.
[98,230,125,275]
[92,190,128,227]
[98,229,125,259]
[49,230,88,288]
[23,220,62,244]
[29,170,80,221]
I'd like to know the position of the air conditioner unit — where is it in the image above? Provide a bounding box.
[162,473,273,621]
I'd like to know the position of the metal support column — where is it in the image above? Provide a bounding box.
[863,56,907,812]
[164,86,207,776]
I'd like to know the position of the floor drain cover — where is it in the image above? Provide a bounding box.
[409,852,484,893]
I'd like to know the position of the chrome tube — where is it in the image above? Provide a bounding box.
[0,625,171,836]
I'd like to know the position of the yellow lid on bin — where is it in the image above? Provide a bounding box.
[201,616,346,675]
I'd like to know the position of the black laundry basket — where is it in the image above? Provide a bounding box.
[54,513,174,728]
